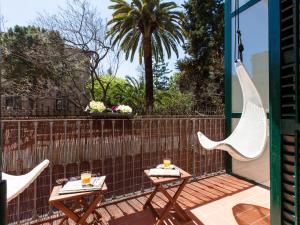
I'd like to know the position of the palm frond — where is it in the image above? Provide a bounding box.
[107,0,184,63]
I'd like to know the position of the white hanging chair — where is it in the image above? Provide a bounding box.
[2,159,50,202]
[197,60,267,161]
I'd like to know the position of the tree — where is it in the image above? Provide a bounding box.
[107,0,184,114]
[36,0,122,103]
[153,60,171,90]
[177,0,224,108]
[93,74,127,106]
[154,72,194,114]
[0,26,89,108]
[136,60,171,90]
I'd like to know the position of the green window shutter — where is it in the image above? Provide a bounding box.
[280,0,297,119]
[282,135,297,224]
[280,0,300,224]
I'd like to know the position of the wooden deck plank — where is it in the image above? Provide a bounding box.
[152,195,167,208]
[106,205,124,219]
[166,189,194,208]
[215,175,249,188]
[156,192,169,202]
[198,179,234,194]
[136,195,149,205]
[211,177,247,190]
[169,187,205,205]
[117,201,136,215]
[136,195,160,209]
[219,174,253,187]
[97,207,112,222]
[185,183,215,200]
[126,198,144,212]
[184,184,212,202]
[206,177,241,192]
[180,191,205,205]
[190,181,226,197]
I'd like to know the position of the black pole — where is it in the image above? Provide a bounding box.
[0,45,7,225]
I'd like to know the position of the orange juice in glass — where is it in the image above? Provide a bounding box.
[81,171,91,185]
[163,159,171,168]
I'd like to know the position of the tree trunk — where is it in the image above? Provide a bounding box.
[143,35,154,114]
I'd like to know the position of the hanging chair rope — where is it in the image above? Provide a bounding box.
[234,0,244,62]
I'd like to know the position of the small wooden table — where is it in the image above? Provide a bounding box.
[49,183,107,225]
[144,167,192,225]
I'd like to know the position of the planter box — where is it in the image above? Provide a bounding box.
[89,112,134,119]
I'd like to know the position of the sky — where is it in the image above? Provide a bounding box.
[0,0,186,77]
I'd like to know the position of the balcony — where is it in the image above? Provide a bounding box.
[2,116,270,225]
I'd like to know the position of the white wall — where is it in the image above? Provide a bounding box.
[232,118,270,187]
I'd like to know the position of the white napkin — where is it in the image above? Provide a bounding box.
[149,168,180,177]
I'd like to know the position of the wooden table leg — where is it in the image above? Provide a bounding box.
[155,201,174,225]
[52,194,104,225]
[77,194,103,224]
[157,179,191,224]
[143,185,160,210]
[93,209,102,220]
[52,201,80,223]
[147,201,160,219]
[144,178,192,225]
[58,217,69,225]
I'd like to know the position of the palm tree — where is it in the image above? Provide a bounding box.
[107,0,184,114]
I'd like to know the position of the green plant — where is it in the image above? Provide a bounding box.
[107,0,184,114]
[114,74,194,115]
[92,74,127,106]
[115,76,146,113]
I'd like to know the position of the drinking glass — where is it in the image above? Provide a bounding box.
[81,171,92,184]
[163,159,171,168]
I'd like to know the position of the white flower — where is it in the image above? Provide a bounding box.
[88,101,106,113]
[116,105,132,114]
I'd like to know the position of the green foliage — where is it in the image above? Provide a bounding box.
[0,25,86,98]
[93,75,127,106]
[89,71,196,115]
[154,72,194,114]
[153,60,171,90]
[105,73,195,114]
[177,0,224,108]
[115,76,146,112]
[1,26,62,84]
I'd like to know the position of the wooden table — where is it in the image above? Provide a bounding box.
[49,183,107,225]
[144,167,192,225]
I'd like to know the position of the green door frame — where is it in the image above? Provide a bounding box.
[269,0,281,224]
[224,0,232,173]
[225,0,282,224]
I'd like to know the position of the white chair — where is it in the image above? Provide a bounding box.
[2,160,50,202]
[197,60,267,161]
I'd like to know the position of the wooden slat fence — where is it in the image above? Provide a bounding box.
[1,117,225,224]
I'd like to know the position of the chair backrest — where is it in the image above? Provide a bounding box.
[197,60,268,161]
[3,159,49,202]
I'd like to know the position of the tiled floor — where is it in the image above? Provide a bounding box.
[40,174,270,225]
[191,185,270,225]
